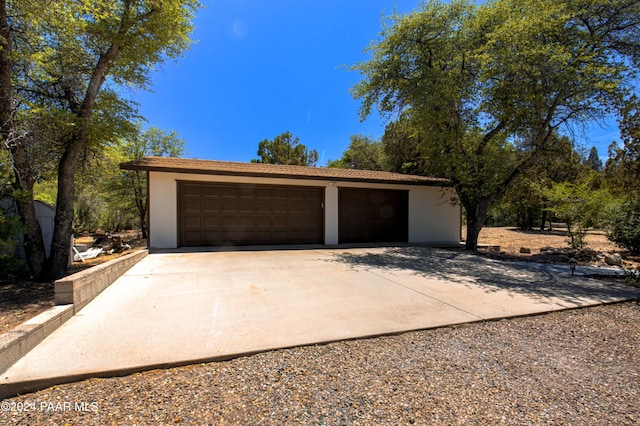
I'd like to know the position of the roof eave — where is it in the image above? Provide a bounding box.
[120,162,452,187]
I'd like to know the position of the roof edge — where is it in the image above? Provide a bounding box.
[120,162,452,187]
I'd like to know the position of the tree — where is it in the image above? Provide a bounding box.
[606,95,640,199]
[491,135,584,229]
[605,199,640,254]
[327,135,384,170]
[545,172,610,249]
[0,0,47,277]
[604,95,640,253]
[108,126,185,238]
[584,147,604,172]
[0,0,200,279]
[0,202,24,278]
[252,131,318,166]
[351,0,640,250]
[381,114,432,176]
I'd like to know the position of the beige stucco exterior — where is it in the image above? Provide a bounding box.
[147,171,461,249]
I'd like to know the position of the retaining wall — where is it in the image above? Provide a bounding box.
[0,250,148,374]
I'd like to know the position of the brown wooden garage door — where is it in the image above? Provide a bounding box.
[178,182,324,247]
[339,188,408,244]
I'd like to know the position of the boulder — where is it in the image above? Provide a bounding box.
[605,253,623,266]
[520,247,531,254]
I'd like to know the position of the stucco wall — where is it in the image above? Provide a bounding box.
[148,171,460,249]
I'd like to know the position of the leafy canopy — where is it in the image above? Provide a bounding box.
[350,0,640,249]
[252,131,319,166]
[327,135,385,171]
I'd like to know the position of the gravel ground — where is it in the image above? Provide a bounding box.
[2,301,638,425]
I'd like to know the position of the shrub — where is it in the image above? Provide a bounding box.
[0,206,24,279]
[625,268,640,287]
[606,200,640,254]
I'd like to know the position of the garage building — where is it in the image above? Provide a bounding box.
[120,157,460,250]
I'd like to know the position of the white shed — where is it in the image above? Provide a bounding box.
[1,198,55,258]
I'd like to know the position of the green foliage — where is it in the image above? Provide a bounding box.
[350,0,640,249]
[606,96,640,199]
[490,135,585,229]
[1,0,201,278]
[381,115,432,176]
[605,199,640,254]
[327,135,385,170]
[624,268,640,287]
[544,174,610,249]
[252,132,318,166]
[101,126,185,236]
[491,178,545,229]
[0,206,24,279]
[584,147,603,172]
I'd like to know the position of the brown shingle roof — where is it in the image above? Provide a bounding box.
[120,157,451,186]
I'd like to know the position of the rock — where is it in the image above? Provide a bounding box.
[520,247,531,254]
[605,253,623,266]
[579,248,597,260]
[540,246,554,253]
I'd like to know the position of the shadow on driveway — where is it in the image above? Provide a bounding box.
[330,246,639,303]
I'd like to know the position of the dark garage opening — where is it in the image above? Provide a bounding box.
[339,188,408,244]
[178,181,324,247]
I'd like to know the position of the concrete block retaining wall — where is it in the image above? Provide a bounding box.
[0,249,147,374]
[55,250,148,312]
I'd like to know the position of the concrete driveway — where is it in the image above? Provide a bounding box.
[2,246,639,396]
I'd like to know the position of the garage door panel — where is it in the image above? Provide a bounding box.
[202,186,219,197]
[239,216,255,227]
[183,214,201,226]
[202,200,219,213]
[255,217,271,229]
[221,188,237,198]
[179,182,323,246]
[183,200,201,212]
[255,188,272,199]
[273,189,288,200]
[182,184,201,196]
[222,202,238,213]
[239,187,254,198]
[203,216,219,227]
[239,201,255,214]
[255,201,271,214]
[221,215,238,227]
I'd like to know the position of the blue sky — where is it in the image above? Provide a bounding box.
[131,0,620,166]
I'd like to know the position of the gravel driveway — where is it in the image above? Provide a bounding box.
[1,301,638,425]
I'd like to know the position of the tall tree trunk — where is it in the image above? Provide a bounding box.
[133,170,147,239]
[540,207,548,231]
[0,0,46,278]
[45,139,84,279]
[9,147,46,277]
[45,44,120,279]
[463,199,490,251]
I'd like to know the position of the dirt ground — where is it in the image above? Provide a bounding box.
[467,226,640,274]
[470,226,617,256]
[0,227,636,335]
